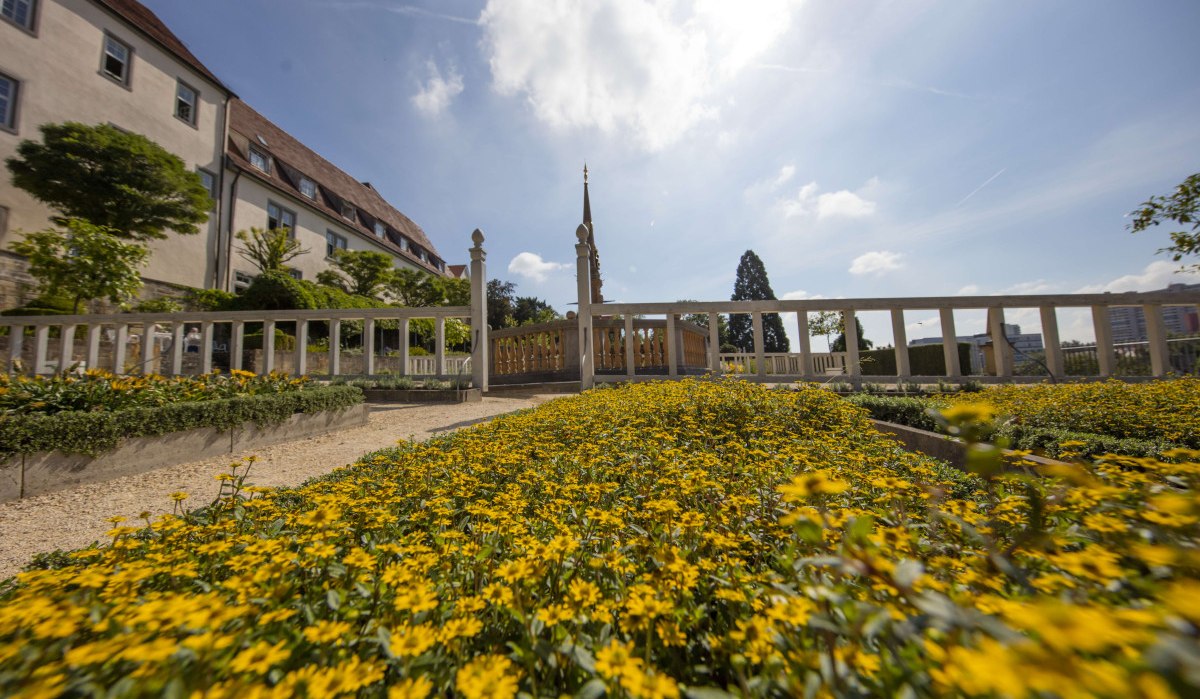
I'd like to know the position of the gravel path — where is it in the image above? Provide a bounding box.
[0,395,558,580]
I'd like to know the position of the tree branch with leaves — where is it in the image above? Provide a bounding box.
[1129,172,1200,271]
[235,227,309,273]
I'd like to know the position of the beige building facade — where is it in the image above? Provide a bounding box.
[0,0,446,309]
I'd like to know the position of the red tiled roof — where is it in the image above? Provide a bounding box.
[447,264,468,278]
[227,99,445,274]
[93,0,230,93]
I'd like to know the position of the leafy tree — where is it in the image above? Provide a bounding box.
[435,277,471,307]
[236,227,309,273]
[728,250,789,353]
[317,249,393,298]
[9,218,149,313]
[1129,172,1200,271]
[831,315,873,352]
[808,311,842,352]
[487,279,517,329]
[512,296,559,326]
[388,268,443,307]
[6,122,212,241]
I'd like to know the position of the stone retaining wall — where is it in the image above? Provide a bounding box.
[0,404,368,502]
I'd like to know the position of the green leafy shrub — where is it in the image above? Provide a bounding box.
[0,384,361,456]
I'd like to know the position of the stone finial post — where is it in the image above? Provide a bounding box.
[575,224,594,389]
[469,229,489,392]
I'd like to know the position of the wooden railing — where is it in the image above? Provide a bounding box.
[488,318,709,382]
[0,306,472,378]
[721,352,846,375]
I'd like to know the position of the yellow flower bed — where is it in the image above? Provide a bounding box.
[941,377,1200,447]
[1,379,1197,697]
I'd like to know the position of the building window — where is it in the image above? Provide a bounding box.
[299,176,316,200]
[234,271,254,292]
[0,73,17,132]
[398,237,408,252]
[102,34,132,85]
[341,202,356,222]
[196,168,216,207]
[267,201,295,235]
[287,268,303,280]
[1,0,35,31]
[373,221,386,238]
[326,230,347,258]
[248,147,270,173]
[175,81,198,125]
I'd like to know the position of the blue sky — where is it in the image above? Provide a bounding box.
[144,0,1200,345]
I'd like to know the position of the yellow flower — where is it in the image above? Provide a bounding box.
[302,620,354,645]
[228,639,290,675]
[389,624,438,658]
[455,654,521,699]
[388,676,434,699]
[778,470,848,501]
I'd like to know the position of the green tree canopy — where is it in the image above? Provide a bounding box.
[388,268,443,307]
[1129,172,1200,271]
[487,279,517,329]
[728,250,789,353]
[9,218,149,313]
[6,122,213,241]
[680,301,732,350]
[317,249,393,299]
[512,296,559,326]
[236,227,309,273]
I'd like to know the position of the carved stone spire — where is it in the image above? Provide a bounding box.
[582,164,603,305]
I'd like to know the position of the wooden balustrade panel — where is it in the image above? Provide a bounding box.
[683,331,706,367]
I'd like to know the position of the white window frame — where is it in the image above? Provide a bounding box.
[248,147,270,173]
[267,201,296,236]
[299,176,317,200]
[196,167,217,208]
[341,202,356,222]
[326,230,347,259]
[287,268,303,281]
[373,221,386,238]
[175,80,198,126]
[234,271,255,292]
[0,73,17,133]
[1,0,36,32]
[101,33,132,86]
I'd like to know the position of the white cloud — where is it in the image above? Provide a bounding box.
[773,165,796,189]
[508,252,568,282]
[849,250,903,275]
[777,178,879,220]
[1075,261,1200,293]
[412,59,464,117]
[480,0,800,151]
[956,284,980,296]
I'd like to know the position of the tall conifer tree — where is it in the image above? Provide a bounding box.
[729,250,790,352]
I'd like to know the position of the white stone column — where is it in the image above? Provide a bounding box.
[575,224,594,390]
[1144,304,1169,377]
[796,310,813,377]
[470,229,488,391]
[1039,307,1063,379]
[708,312,721,375]
[1091,305,1115,377]
[890,308,910,379]
[753,312,766,379]
[939,308,961,379]
[987,307,1012,378]
[844,310,860,379]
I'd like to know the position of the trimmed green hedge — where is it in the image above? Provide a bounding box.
[844,393,942,431]
[860,343,973,376]
[846,393,1176,459]
[0,385,362,457]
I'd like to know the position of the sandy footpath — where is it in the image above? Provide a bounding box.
[0,395,557,580]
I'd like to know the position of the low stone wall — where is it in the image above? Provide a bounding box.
[361,388,482,403]
[0,404,368,502]
[870,419,1065,471]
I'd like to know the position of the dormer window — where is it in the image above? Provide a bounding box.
[249,147,269,173]
[299,176,316,199]
[373,221,386,238]
[398,237,408,252]
[341,202,356,222]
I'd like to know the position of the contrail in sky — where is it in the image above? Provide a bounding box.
[319,1,478,25]
[955,168,1006,207]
